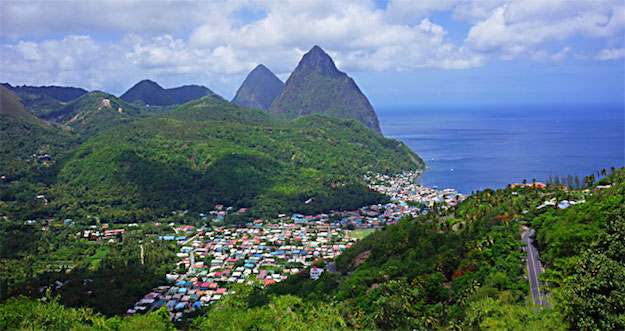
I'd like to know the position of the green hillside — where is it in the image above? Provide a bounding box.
[1,86,78,181]
[50,97,422,221]
[2,83,88,118]
[168,95,279,126]
[45,91,155,135]
[1,85,46,125]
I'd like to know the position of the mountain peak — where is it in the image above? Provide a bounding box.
[298,45,340,77]
[253,64,269,71]
[135,79,160,87]
[269,47,382,135]
[232,64,284,111]
[120,79,175,106]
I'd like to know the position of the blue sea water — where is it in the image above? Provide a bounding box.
[378,104,625,194]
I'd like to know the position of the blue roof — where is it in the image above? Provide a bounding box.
[271,250,284,255]
[192,301,202,307]
[253,254,264,257]
[175,303,186,309]
[178,288,187,293]
[244,263,254,268]
[176,281,186,286]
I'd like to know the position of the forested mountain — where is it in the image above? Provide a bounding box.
[120,80,213,106]
[50,96,422,222]
[44,91,147,134]
[120,80,177,106]
[269,46,382,135]
[231,64,284,110]
[2,83,87,102]
[2,82,88,118]
[0,85,78,184]
[1,85,47,125]
[166,85,214,104]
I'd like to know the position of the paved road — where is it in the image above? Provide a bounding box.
[521,227,549,307]
[181,232,201,246]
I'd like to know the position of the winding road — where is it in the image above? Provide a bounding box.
[521,227,550,308]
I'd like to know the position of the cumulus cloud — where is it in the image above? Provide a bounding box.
[464,0,625,59]
[595,47,625,60]
[0,0,623,96]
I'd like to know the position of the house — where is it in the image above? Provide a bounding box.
[310,266,324,280]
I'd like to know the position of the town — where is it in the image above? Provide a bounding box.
[126,172,466,319]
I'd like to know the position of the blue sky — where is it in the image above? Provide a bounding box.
[1,0,623,107]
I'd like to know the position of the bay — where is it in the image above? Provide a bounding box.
[379,104,624,194]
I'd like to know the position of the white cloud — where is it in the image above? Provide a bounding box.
[0,0,623,97]
[595,47,625,60]
[464,0,625,59]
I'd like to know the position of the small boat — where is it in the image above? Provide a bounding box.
[450,168,454,172]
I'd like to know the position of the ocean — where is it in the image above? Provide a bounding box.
[378,104,624,194]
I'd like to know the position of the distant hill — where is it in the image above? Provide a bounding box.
[119,80,176,106]
[2,83,88,118]
[1,85,78,181]
[269,46,382,135]
[2,83,88,102]
[120,80,214,106]
[0,85,45,125]
[46,91,146,134]
[170,94,280,126]
[232,64,284,110]
[166,85,214,104]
